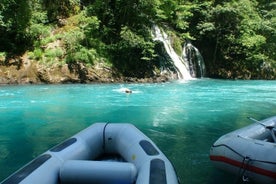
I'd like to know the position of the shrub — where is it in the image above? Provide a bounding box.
[44,48,64,58]
[33,48,43,60]
[66,47,96,64]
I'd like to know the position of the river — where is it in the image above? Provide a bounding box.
[1,79,276,183]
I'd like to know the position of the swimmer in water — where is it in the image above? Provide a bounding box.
[125,88,132,93]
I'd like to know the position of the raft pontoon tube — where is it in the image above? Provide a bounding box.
[1,123,179,184]
[210,116,276,184]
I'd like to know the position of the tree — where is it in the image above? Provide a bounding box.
[86,0,161,77]
[193,0,275,79]
[0,0,31,53]
[258,1,276,63]
[42,0,81,21]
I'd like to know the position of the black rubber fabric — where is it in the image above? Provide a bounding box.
[139,140,159,156]
[2,154,51,184]
[149,158,167,184]
[50,138,77,152]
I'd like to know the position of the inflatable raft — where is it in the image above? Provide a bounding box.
[1,123,179,184]
[210,116,276,184]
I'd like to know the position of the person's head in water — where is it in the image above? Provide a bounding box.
[125,88,132,93]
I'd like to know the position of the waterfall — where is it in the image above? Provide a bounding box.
[182,42,206,78]
[152,25,192,80]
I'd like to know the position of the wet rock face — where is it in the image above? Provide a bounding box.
[0,65,19,84]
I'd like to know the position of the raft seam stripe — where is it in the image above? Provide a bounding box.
[210,155,276,179]
[212,144,276,164]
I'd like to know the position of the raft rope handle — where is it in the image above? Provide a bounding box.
[102,122,109,151]
[213,144,276,183]
[212,144,265,184]
[237,156,251,183]
[212,144,243,158]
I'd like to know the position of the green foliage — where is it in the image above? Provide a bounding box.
[30,48,43,60]
[168,31,183,56]
[0,52,6,62]
[175,4,194,31]
[85,0,162,77]
[192,0,275,78]
[0,0,31,52]
[27,24,52,43]
[62,28,84,53]
[44,48,64,58]
[66,47,96,64]
[241,35,266,49]
[108,26,156,77]
[0,0,275,79]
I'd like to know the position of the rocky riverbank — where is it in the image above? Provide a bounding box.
[0,56,170,85]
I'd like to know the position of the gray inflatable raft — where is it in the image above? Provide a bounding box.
[1,123,179,184]
[210,116,276,184]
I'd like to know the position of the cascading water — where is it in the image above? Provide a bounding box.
[182,42,206,78]
[152,25,192,80]
[152,25,206,79]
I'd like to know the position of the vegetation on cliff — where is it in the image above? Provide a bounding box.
[0,0,275,83]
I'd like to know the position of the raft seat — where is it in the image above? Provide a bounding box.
[59,160,137,184]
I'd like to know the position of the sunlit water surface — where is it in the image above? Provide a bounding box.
[1,79,276,183]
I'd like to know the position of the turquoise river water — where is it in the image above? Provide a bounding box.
[1,79,276,183]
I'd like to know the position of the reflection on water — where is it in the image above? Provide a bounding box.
[1,80,276,183]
